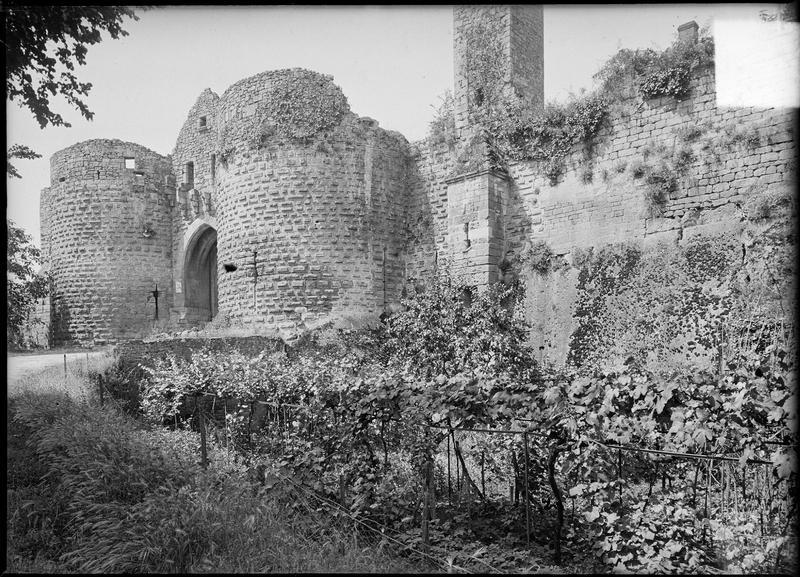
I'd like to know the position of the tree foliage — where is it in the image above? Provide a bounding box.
[7,218,48,345]
[4,4,141,128]
[6,143,41,179]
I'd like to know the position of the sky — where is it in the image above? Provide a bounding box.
[6,4,785,246]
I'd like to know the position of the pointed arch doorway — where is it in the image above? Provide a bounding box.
[184,224,218,322]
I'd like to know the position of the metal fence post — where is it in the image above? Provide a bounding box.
[523,432,531,548]
[447,433,452,505]
[198,396,208,469]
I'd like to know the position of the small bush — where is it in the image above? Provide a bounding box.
[743,187,793,221]
[676,124,705,143]
[629,159,647,179]
[520,240,556,274]
[428,90,457,150]
[643,161,678,216]
[723,123,761,150]
[673,144,696,171]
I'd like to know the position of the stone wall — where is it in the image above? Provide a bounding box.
[114,335,285,370]
[41,140,175,346]
[503,64,795,259]
[404,137,453,283]
[213,70,410,331]
[497,64,796,364]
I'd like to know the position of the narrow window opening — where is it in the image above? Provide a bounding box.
[474,87,484,107]
[59,177,66,182]
[133,171,145,186]
[210,154,216,185]
[124,157,136,169]
[185,162,195,187]
[199,116,207,129]
[463,222,471,249]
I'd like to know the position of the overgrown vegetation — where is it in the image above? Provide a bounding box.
[438,22,716,184]
[593,32,714,101]
[8,266,796,573]
[516,240,560,275]
[7,218,49,349]
[72,274,795,573]
[6,388,423,573]
[428,90,457,150]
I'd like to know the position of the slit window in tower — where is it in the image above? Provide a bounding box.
[185,162,194,187]
[210,154,216,185]
[124,157,136,169]
[199,115,207,129]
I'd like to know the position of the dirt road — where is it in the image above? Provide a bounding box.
[7,350,111,390]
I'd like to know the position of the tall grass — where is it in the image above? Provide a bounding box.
[6,370,427,573]
[7,351,115,400]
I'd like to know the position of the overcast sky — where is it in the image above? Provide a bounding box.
[6,4,780,246]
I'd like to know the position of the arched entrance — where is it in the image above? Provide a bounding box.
[183,225,218,322]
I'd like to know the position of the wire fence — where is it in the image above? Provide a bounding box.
[95,372,796,572]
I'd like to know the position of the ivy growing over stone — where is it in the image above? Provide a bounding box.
[594,33,715,101]
[255,70,349,143]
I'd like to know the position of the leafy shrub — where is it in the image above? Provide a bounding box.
[640,35,715,100]
[639,65,692,100]
[676,123,706,143]
[488,93,608,181]
[594,34,714,102]
[428,90,457,150]
[723,123,762,150]
[643,160,678,216]
[519,240,556,275]
[629,158,646,179]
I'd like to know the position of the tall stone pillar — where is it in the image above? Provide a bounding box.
[447,5,543,286]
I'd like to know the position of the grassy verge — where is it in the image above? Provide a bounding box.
[6,373,428,573]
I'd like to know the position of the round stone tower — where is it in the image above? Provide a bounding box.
[199,68,409,330]
[41,139,174,345]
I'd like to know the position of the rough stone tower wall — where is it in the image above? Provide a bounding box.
[213,69,409,330]
[41,139,174,345]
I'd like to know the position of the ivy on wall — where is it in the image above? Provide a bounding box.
[594,33,715,101]
[436,23,715,185]
[563,220,795,372]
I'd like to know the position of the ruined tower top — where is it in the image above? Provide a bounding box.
[453,5,544,135]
